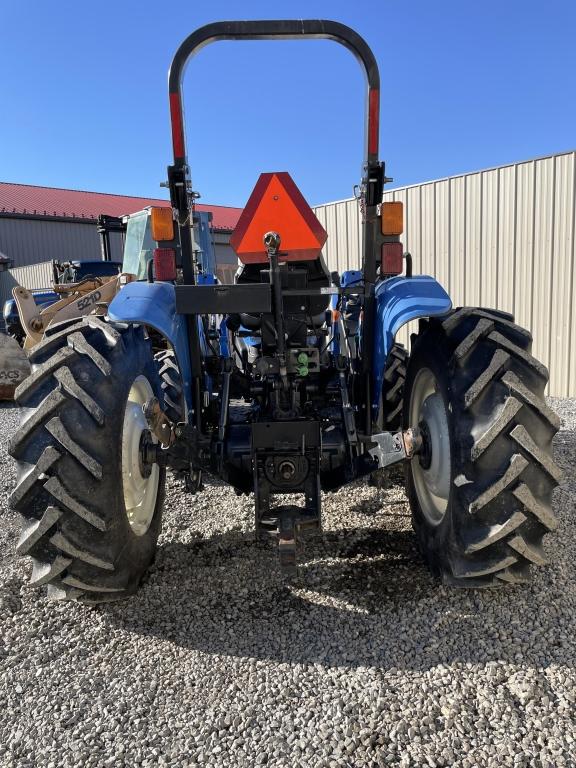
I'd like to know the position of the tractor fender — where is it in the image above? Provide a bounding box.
[372,275,452,413]
[107,281,194,413]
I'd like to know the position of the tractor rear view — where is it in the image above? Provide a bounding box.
[8,21,560,602]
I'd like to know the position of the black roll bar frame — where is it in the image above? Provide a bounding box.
[167,20,384,434]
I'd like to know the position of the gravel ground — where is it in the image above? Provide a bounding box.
[1,398,575,768]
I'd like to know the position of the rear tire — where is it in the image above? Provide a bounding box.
[370,343,408,487]
[403,308,561,586]
[382,343,408,430]
[154,348,202,492]
[8,317,165,602]
[155,349,183,423]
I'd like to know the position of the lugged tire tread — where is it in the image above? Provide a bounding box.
[502,371,561,429]
[385,375,404,402]
[45,417,103,480]
[382,344,408,429]
[370,344,408,488]
[469,454,528,514]
[16,507,62,555]
[67,332,111,376]
[15,347,76,401]
[54,367,105,425]
[9,318,164,602]
[49,532,115,570]
[9,446,61,507]
[454,318,494,361]
[386,400,403,425]
[507,535,547,566]
[155,349,184,424]
[406,307,560,587]
[488,330,548,380]
[443,306,528,339]
[464,349,510,407]
[8,390,67,456]
[84,315,122,345]
[452,553,518,579]
[471,396,523,459]
[46,584,84,601]
[464,511,527,553]
[513,482,557,531]
[495,567,530,585]
[43,476,107,531]
[61,575,125,593]
[161,373,182,394]
[510,424,563,483]
[30,555,72,586]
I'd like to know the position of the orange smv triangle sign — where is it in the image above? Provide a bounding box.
[230,172,328,264]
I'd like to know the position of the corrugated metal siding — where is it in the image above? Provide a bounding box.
[0,217,109,267]
[0,261,54,308]
[0,217,228,275]
[314,151,576,397]
[314,199,362,274]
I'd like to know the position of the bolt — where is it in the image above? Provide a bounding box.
[278,460,296,481]
[263,231,281,253]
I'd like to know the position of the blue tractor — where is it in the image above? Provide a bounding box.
[8,21,560,601]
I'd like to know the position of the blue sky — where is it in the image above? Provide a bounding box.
[1,0,574,208]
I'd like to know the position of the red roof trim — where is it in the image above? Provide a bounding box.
[0,181,242,232]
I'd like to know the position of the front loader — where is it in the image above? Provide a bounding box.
[8,21,561,601]
[0,206,215,402]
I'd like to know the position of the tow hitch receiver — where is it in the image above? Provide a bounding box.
[252,421,321,573]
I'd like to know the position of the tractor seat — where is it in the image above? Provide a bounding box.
[231,256,333,348]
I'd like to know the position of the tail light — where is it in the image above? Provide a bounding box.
[381,201,403,236]
[150,206,175,241]
[153,248,177,281]
[381,242,404,276]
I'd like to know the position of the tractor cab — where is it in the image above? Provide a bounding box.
[121,206,216,281]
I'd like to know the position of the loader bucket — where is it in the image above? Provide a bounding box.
[0,334,30,400]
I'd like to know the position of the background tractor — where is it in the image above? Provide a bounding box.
[0,207,215,399]
[8,20,560,601]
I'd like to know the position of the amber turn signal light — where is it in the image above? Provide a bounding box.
[150,207,175,242]
[381,201,403,236]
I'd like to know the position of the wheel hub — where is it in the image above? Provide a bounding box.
[138,430,157,479]
[409,368,451,526]
[417,419,433,470]
[122,376,160,537]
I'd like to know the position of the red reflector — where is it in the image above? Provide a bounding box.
[169,93,185,159]
[381,242,403,276]
[153,248,177,281]
[230,172,328,263]
[368,88,379,155]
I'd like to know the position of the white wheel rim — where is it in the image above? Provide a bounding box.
[409,367,451,526]
[121,375,159,536]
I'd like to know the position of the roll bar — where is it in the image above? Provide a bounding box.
[167,21,384,433]
[168,19,381,169]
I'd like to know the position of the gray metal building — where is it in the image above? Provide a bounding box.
[314,150,576,397]
[0,183,241,305]
[3,155,575,396]
[0,214,123,267]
